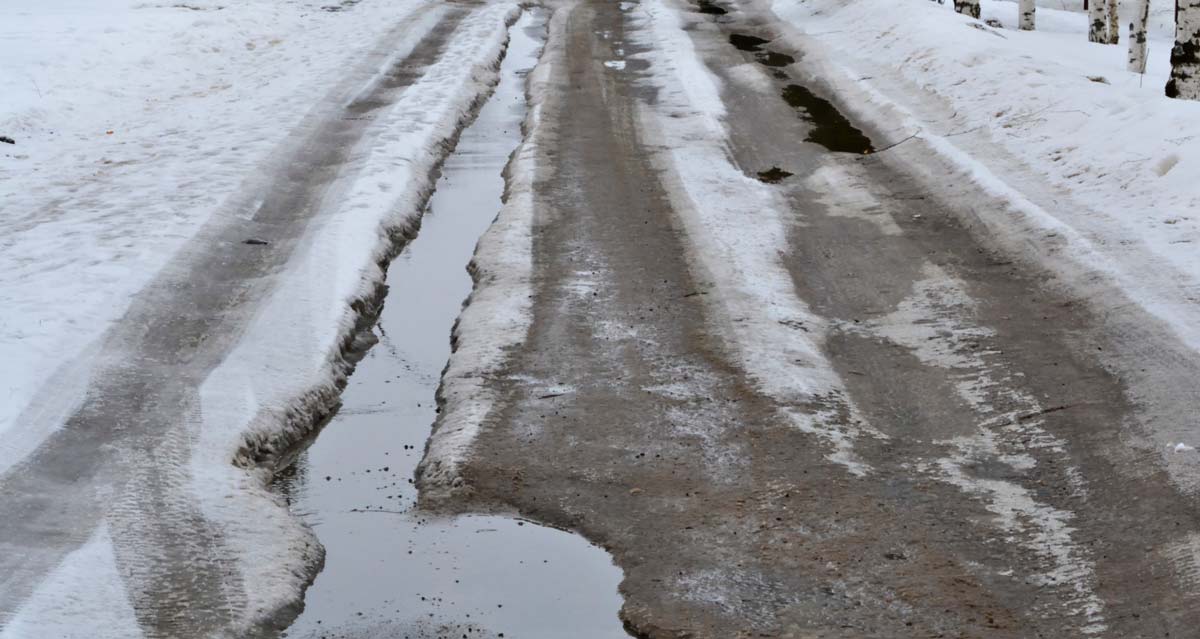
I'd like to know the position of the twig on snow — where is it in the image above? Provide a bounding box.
[869,131,921,154]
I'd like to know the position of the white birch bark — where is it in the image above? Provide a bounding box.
[1019,0,1036,30]
[1106,0,1121,44]
[1167,1,1200,99]
[1088,0,1108,43]
[1128,0,1151,73]
[954,0,980,19]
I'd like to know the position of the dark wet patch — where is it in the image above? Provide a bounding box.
[728,32,793,69]
[696,0,727,15]
[755,50,795,68]
[729,33,770,52]
[781,84,874,154]
[243,238,269,245]
[756,167,794,183]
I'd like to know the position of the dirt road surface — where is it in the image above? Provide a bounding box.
[419,1,1200,637]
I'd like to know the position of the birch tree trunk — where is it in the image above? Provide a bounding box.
[1128,0,1151,73]
[1019,0,1036,30]
[1107,0,1121,44]
[1167,1,1200,99]
[1089,0,1109,42]
[954,0,981,19]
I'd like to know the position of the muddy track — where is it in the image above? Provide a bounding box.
[425,0,1200,636]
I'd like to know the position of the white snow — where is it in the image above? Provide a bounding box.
[1,0,522,632]
[0,0,438,469]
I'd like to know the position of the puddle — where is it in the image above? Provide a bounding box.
[729,33,769,51]
[780,84,874,154]
[728,33,793,69]
[756,50,795,67]
[695,0,727,14]
[271,9,628,639]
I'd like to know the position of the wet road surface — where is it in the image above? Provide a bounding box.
[270,11,627,638]
[418,0,1200,637]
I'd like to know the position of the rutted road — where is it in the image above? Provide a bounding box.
[419,0,1200,637]
[6,0,1200,637]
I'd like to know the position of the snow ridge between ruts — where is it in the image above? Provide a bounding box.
[628,0,879,475]
[2,4,521,637]
[416,6,563,498]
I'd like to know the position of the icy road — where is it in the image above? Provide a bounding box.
[4,0,1200,637]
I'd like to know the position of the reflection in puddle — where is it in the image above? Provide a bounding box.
[729,32,769,52]
[781,84,874,154]
[728,33,794,69]
[695,0,727,15]
[273,9,628,639]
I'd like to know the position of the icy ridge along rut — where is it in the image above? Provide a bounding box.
[416,3,566,500]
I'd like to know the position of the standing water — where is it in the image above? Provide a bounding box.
[273,10,628,639]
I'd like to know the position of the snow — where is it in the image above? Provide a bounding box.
[0,0,437,469]
[1,0,522,633]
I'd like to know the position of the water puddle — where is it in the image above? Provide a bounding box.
[728,32,769,52]
[780,84,874,154]
[272,10,628,639]
[728,32,794,68]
